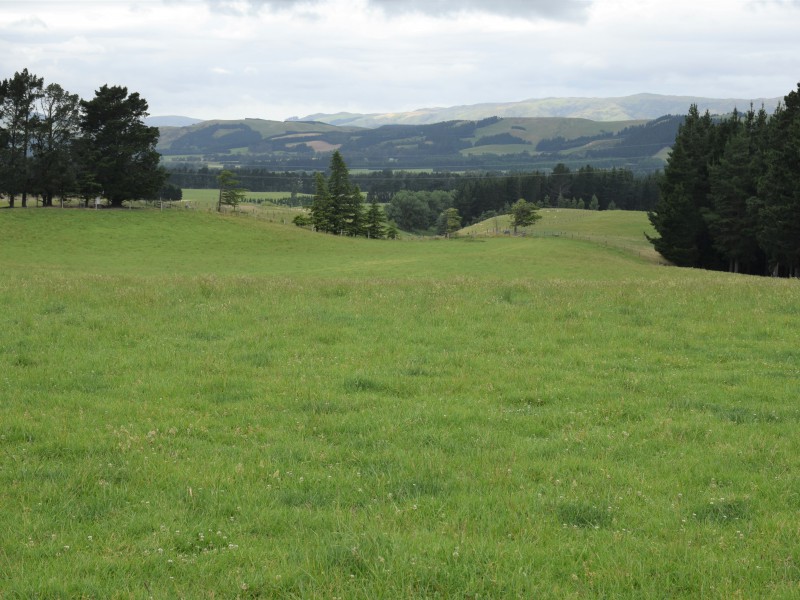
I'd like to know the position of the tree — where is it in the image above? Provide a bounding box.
[648,105,721,267]
[309,151,362,235]
[757,84,800,276]
[156,183,183,202]
[0,69,44,207]
[704,108,766,273]
[327,150,353,234]
[310,172,334,232]
[217,170,245,211]
[364,200,386,238]
[31,83,81,207]
[342,183,365,236]
[509,198,541,233]
[440,207,461,237]
[292,213,312,227]
[589,194,600,210]
[79,85,165,207]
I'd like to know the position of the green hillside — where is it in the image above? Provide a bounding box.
[157,115,669,172]
[2,208,798,597]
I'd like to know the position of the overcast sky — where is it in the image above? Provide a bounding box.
[2,0,798,120]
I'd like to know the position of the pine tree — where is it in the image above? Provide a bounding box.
[342,183,365,236]
[365,200,386,238]
[648,105,722,268]
[217,169,245,211]
[757,83,800,276]
[326,150,351,234]
[310,172,334,233]
[704,108,765,273]
[79,85,165,207]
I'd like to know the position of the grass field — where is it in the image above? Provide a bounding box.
[1,208,799,598]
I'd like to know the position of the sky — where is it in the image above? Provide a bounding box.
[1,0,798,121]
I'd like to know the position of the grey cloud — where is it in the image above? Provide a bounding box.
[366,0,590,20]
[203,0,591,20]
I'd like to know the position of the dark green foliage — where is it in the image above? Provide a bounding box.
[309,151,368,237]
[704,108,766,273]
[31,83,81,207]
[757,84,800,276]
[311,172,335,232]
[436,207,461,237]
[648,105,722,268]
[0,68,44,207]
[79,85,166,207]
[156,183,183,201]
[648,83,800,276]
[452,166,657,223]
[216,170,245,210]
[364,200,386,239]
[385,190,454,232]
[292,213,312,228]
[473,132,531,147]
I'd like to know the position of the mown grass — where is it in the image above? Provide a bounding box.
[1,208,799,598]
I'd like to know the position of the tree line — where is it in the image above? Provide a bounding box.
[168,163,659,221]
[1,68,166,208]
[648,83,800,276]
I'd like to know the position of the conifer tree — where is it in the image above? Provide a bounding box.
[757,83,800,276]
[310,172,334,233]
[326,150,352,234]
[648,105,722,267]
[704,108,766,273]
[342,183,365,236]
[365,200,386,238]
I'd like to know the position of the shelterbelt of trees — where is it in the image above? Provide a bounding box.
[648,83,800,277]
[169,164,660,224]
[0,68,168,208]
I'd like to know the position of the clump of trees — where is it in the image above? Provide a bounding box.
[0,68,166,208]
[648,83,800,276]
[385,190,454,232]
[307,151,388,238]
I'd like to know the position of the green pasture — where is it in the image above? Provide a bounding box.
[1,208,798,598]
[462,208,661,262]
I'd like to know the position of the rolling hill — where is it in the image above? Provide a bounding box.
[157,114,679,172]
[294,93,781,127]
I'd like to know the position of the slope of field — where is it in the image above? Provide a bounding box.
[1,209,798,598]
[462,208,661,263]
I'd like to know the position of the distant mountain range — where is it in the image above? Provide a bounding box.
[290,93,782,127]
[157,114,684,173]
[154,94,783,173]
